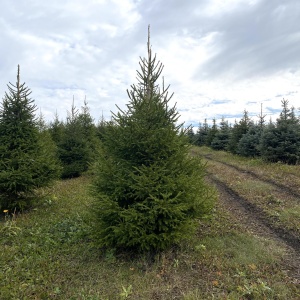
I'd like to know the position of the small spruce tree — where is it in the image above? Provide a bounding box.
[211,117,230,150]
[260,99,300,164]
[92,28,215,252]
[0,66,60,209]
[58,99,99,178]
[186,126,196,144]
[205,118,218,147]
[48,112,65,145]
[227,110,252,153]
[237,124,261,157]
[195,119,209,146]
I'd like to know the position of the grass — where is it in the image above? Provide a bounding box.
[0,175,299,299]
[193,146,300,236]
[192,146,300,182]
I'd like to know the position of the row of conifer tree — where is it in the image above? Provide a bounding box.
[0,30,215,251]
[188,100,300,165]
[1,29,298,251]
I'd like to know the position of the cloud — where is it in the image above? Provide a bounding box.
[195,0,300,81]
[0,0,299,126]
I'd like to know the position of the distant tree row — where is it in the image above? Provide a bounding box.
[190,100,300,164]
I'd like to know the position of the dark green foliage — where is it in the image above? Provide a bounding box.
[92,30,215,252]
[205,118,218,147]
[48,112,65,145]
[96,114,110,141]
[58,100,100,178]
[260,99,300,164]
[237,124,262,157]
[0,66,60,210]
[195,119,209,146]
[227,110,252,154]
[186,126,196,144]
[211,117,230,150]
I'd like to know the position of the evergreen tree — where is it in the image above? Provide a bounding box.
[211,117,230,150]
[58,99,99,178]
[186,125,196,144]
[96,112,107,141]
[195,119,209,146]
[0,66,60,209]
[260,99,300,164]
[227,110,252,153]
[91,28,215,252]
[48,112,65,145]
[78,99,100,164]
[205,118,218,147]
[237,124,261,157]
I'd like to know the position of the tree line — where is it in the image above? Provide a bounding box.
[188,100,300,165]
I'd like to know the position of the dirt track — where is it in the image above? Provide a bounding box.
[200,154,300,281]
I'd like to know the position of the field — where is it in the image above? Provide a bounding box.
[1,146,299,299]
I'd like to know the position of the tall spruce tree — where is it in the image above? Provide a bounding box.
[91,28,215,252]
[0,66,60,209]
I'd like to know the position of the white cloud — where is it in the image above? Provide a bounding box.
[0,0,299,126]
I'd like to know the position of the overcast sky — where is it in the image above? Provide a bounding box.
[1,0,300,127]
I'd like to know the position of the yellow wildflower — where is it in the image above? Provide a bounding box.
[3,210,9,213]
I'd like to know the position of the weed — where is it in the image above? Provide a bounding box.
[120,284,132,299]
[0,208,21,238]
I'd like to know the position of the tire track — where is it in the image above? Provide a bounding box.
[207,173,300,280]
[204,155,300,200]
[208,173,300,253]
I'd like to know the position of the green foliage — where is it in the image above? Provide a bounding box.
[260,99,300,164]
[237,124,262,157]
[186,126,196,144]
[48,112,65,145]
[227,110,252,154]
[0,66,60,210]
[205,118,218,147]
[211,117,230,150]
[92,30,215,252]
[58,100,100,178]
[195,119,209,146]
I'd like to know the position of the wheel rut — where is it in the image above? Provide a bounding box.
[206,172,300,281]
[204,155,300,200]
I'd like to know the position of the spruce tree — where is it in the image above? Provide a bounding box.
[205,118,218,147]
[211,117,230,150]
[92,28,215,252]
[48,112,65,145]
[227,110,252,153]
[195,119,209,146]
[58,100,99,178]
[260,99,300,164]
[237,124,261,157]
[186,126,196,144]
[0,66,60,209]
